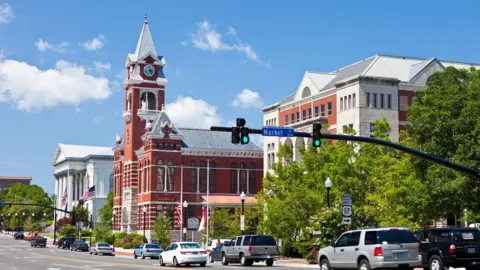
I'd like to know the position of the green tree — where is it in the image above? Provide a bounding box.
[72,205,89,226]
[93,223,112,244]
[209,208,231,239]
[98,192,113,226]
[227,206,262,236]
[151,215,172,248]
[59,224,76,237]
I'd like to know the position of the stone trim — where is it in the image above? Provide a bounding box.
[181,148,263,158]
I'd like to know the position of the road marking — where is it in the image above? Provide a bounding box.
[14,256,19,259]
[31,260,36,262]
[53,264,102,270]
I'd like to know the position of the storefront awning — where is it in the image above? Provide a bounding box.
[201,195,257,207]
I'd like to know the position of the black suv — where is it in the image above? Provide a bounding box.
[415,228,480,270]
[13,232,24,240]
[57,237,75,249]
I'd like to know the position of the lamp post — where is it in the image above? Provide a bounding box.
[240,192,246,235]
[142,206,147,243]
[112,210,116,245]
[182,201,188,241]
[324,177,332,207]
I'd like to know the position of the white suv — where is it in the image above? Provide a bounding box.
[318,227,422,270]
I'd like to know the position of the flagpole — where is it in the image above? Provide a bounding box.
[180,165,183,241]
[206,159,209,249]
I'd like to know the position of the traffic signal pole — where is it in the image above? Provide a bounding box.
[211,126,480,179]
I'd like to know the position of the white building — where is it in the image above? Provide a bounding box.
[263,54,480,175]
[52,144,114,224]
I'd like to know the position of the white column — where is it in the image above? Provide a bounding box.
[67,170,73,212]
[61,174,65,217]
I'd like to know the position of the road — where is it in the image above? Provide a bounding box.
[0,235,305,270]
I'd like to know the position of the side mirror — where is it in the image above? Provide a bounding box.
[331,242,336,248]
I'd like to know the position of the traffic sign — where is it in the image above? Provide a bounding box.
[342,205,352,217]
[240,215,245,231]
[342,194,353,224]
[342,217,352,224]
[0,202,4,207]
[40,222,46,228]
[262,127,295,137]
[342,194,352,206]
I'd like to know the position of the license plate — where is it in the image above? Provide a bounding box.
[468,248,476,254]
[394,252,409,259]
[192,252,198,255]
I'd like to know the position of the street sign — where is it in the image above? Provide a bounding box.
[262,127,295,137]
[342,194,353,224]
[0,202,4,207]
[76,221,84,230]
[240,215,245,231]
[40,222,46,228]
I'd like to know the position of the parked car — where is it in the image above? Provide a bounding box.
[208,239,230,251]
[89,242,114,255]
[159,242,207,267]
[70,240,89,252]
[415,228,480,270]
[134,243,163,259]
[57,237,75,249]
[31,236,47,248]
[318,227,422,270]
[221,234,279,266]
[209,243,224,263]
[13,232,24,240]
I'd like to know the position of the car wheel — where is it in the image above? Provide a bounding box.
[200,262,206,267]
[134,253,137,259]
[221,253,229,266]
[240,254,247,266]
[209,254,214,263]
[266,259,274,267]
[173,257,179,267]
[159,256,165,266]
[320,258,331,270]
[358,259,371,270]
[429,255,444,270]
[142,253,145,259]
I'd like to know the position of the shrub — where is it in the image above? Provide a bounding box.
[304,249,318,264]
[59,224,76,237]
[131,239,144,248]
[122,242,133,249]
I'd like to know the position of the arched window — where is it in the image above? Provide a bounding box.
[267,154,271,169]
[109,173,113,193]
[127,92,132,111]
[145,162,149,192]
[230,163,237,193]
[190,161,197,192]
[240,163,247,193]
[167,161,174,191]
[209,162,216,193]
[157,160,165,191]
[249,164,256,194]
[140,92,157,110]
[139,166,143,193]
[302,87,311,98]
[199,161,207,193]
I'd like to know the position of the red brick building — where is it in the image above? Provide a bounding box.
[112,18,263,241]
[0,176,32,190]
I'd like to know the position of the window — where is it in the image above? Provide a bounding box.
[352,94,356,108]
[321,104,325,116]
[387,94,392,109]
[380,94,384,109]
[348,231,361,246]
[243,236,251,246]
[302,87,311,98]
[340,97,343,111]
[157,160,165,191]
[302,110,306,121]
[190,161,197,192]
[348,95,352,109]
[230,163,237,193]
[145,166,149,192]
[378,230,418,244]
[308,108,312,119]
[344,97,347,111]
[335,233,350,247]
[327,102,332,115]
[284,115,288,125]
[364,231,377,245]
[167,161,174,191]
[249,164,256,194]
[291,113,294,123]
[399,96,408,111]
[296,112,300,122]
[267,154,271,170]
[209,162,216,193]
[366,93,371,107]
[370,123,375,133]
[236,237,242,246]
[373,93,377,108]
[240,163,247,193]
[314,106,319,117]
[200,161,207,193]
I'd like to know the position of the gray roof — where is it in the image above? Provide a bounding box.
[320,56,376,90]
[178,128,262,151]
[133,18,157,61]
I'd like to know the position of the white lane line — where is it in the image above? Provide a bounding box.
[30,260,36,262]
[53,263,102,270]
[14,256,19,259]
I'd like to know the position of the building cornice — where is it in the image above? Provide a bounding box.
[53,155,114,166]
[181,148,263,158]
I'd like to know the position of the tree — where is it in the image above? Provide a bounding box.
[59,224,76,237]
[209,208,231,239]
[98,192,113,226]
[72,205,89,226]
[56,217,73,229]
[152,215,172,248]
[93,223,112,244]
[227,206,262,237]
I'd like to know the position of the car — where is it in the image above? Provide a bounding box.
[134,243,163,259]
[221,234,279,266]
[318,227,422,270]
[159,242,208,267]
[70,240,89,252]
[208,239,231,251]
[13,232,24,240]
[209,243,224,263]
[89,243,114,256]
[415,228,480,270]
[57,237,75,249]
[31,236,47,248]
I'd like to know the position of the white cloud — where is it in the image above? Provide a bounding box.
[92,61,111,73]
[190,19,269,66]
[0,3,14,24]
[165,96,224,129]
[81,34,105,51]
[180,41,188,46]
[232,89,263,109]
[93,116,104,125]
[0,58,112,111]
[35,39,69,53]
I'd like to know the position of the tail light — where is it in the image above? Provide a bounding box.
[146,249,150,252]
[180,251,187,255]
[76,244,80,247]
[374,246,383,256]
[449,244,456,254]
[248,245,252,253]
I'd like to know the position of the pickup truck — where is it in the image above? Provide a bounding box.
[31,236,47,248]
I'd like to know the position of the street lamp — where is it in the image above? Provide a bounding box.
[240,192,246,235]
[324,177,332,207]
[112,210,117,245]
[182,201,188,241]
[142,206,147,243]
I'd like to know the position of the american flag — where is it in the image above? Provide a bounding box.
[85,185,96,199]
[174,203,182,229]
[60,187,67,208]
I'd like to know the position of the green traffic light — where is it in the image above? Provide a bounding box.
[314,140,321,147]
[242,136,249,143]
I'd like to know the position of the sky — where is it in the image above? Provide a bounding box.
[1,0,480,193]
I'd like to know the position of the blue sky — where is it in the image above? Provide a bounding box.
[0,0,479,193]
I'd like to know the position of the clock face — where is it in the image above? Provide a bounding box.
[143,65,155,77]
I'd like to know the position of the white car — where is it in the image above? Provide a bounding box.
[89,242,114,255]
[159,242,208,267]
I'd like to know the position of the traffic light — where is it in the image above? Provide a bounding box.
[232,118,249,145]
[241,127,250,144]
[312,122,322,147]
[232,127,240,144]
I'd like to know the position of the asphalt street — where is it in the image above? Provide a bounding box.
[0,235,304,270]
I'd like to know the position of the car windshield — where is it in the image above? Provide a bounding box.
[98,243,110,247]
[180,243,201,249]
[146,244,160,248]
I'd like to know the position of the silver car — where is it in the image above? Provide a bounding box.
[89,243,114,256]
[318,227,422,270]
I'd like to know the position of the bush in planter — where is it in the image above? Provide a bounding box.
[304,249,318,264]
[122,242,133,249]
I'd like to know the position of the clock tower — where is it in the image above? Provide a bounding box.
[117,16,167,233]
